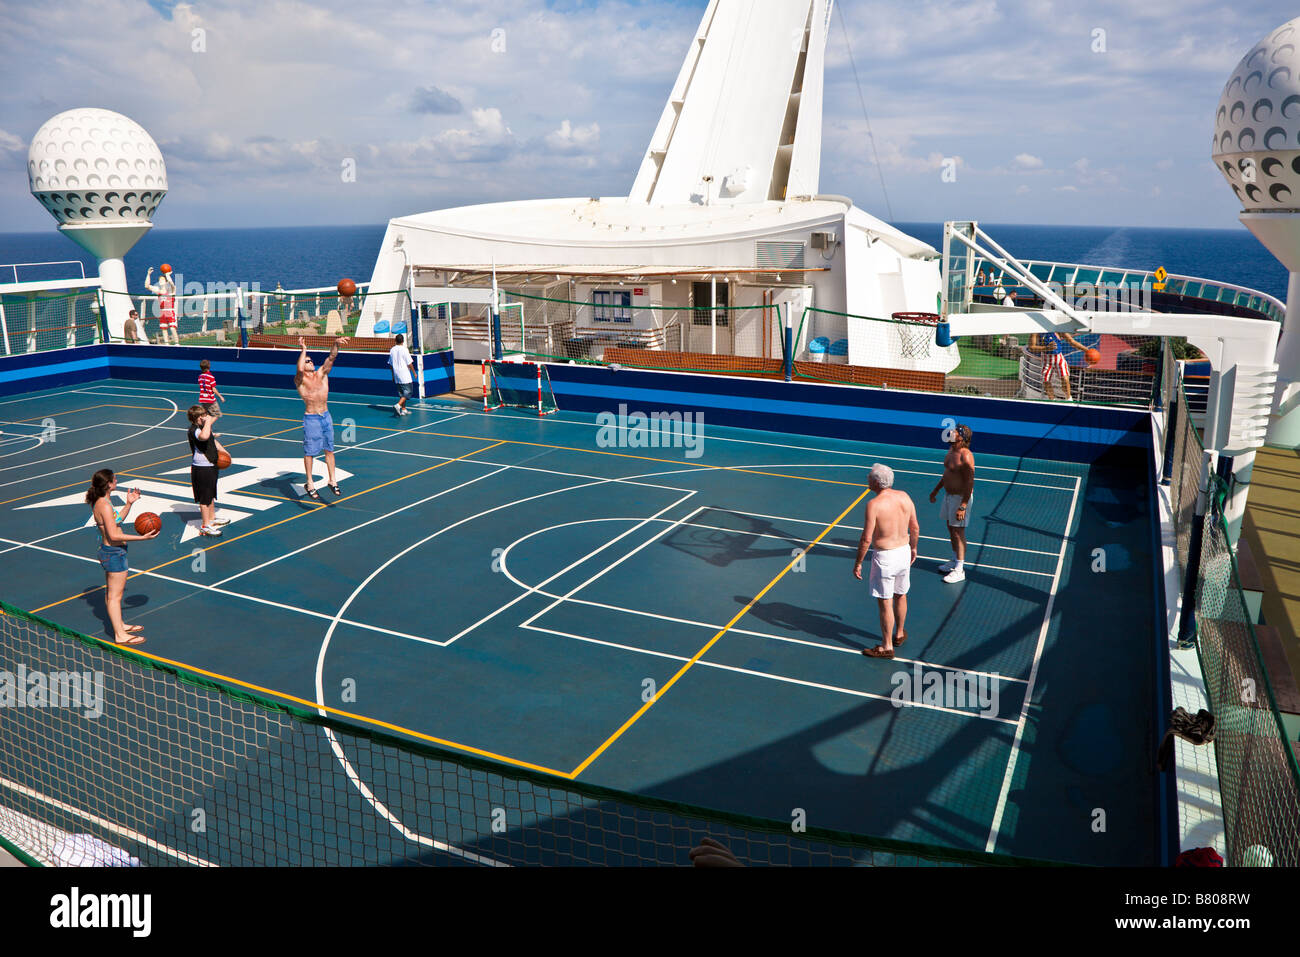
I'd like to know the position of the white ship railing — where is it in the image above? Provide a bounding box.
[0,260,87,284]
[970,257,1286,323]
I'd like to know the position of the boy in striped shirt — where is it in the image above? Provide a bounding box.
[198,359,226,418]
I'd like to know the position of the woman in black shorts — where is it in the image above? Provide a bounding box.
[87,468,159,644]
[187,406,228,537]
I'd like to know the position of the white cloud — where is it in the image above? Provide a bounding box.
[1016,184,1031,195]
[0,0,1289,230]
[543,120,601,154]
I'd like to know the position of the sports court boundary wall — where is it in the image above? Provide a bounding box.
[0,344,111,397]
[0,344,455,399]
[544,363,1151,466]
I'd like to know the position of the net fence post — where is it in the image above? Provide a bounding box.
[408,292,426,401]
[783,304,793,382]
[1161,373,1179,485]
[1177,448,1217,647]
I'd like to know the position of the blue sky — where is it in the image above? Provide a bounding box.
[1,0,1294,231]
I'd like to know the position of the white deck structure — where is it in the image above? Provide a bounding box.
[360,0,946,368]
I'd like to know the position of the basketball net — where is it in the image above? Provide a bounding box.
[897,318,936,359]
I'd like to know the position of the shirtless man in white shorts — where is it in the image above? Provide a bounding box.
[929,423,975,583]
[853,463,920,659]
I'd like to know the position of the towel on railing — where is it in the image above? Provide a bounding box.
[1156,706,1216,772]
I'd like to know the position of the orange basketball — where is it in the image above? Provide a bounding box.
[134,512,161,535]
[160,263,172,274]
[217,449,232,470]
[337,278,357,297]
[1085,348,1101,364]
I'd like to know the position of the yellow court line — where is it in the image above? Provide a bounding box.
[13,403,113,423]
[30,440,508,614]
[119,408,869,487]
[13,403,179,424]
[82,640,569,778]
[415,432,869,489]
[211,410,449,437]
[568,486,873,779]
[117,472,301,505]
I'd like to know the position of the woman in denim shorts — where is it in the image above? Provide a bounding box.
[86,468,160,645]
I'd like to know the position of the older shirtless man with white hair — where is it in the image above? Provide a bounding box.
[853,463,920,659]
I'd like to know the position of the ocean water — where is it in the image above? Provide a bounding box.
[0,225,386,294]
[0,221,1289,302]
[896,222,1290,303]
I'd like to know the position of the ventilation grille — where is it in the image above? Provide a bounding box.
[756,242,806,270]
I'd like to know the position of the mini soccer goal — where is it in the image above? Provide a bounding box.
[482,359,558,416]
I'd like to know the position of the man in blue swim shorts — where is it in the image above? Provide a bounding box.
[295,336,348,500]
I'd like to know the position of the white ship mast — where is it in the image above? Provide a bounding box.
[629,0,833,205]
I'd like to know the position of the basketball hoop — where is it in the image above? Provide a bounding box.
[892,312,941,359]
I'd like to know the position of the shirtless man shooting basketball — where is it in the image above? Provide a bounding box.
[296,336,348,500]
[853,463,919,659]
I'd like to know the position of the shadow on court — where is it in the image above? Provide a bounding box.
[737,597,874,651]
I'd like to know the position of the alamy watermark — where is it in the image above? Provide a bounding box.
[890,663,1000,719]
[1043,280,1153,313]
[595,404,705,459]
[0,664,105,718]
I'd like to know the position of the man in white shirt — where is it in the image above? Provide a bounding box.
[388,334,415,416]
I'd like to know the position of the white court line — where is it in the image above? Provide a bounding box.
[0,775,215,867]
[75,384,1084,481]
[0,465,691,646]
[984,475,1082,853]
[78,388,1077,494]
[0,515,111,558]
[103,422,694,494]
[0,420,68,432]
[0,535,442,645]
[523,624,1018,725]
[0,436,42,456]
[0,401,458,492]
[720,462,1074,491]
[0,398,178,480]
[309,479,698,864]
[518,507,709,632]
[211,465,509,589]
[721,507,1062,558]
[443,493,699,645]
[0,422,96,458]
[560,515,1055,577]
[494,517,1026,685]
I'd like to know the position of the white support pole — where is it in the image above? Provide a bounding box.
[1266,270,1300,447]
[0,300,9,355]
[710,275,717,355]
[1222,449,1256,548]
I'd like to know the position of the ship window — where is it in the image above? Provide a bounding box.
[692,281,730,325]
[592,290,632,322]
